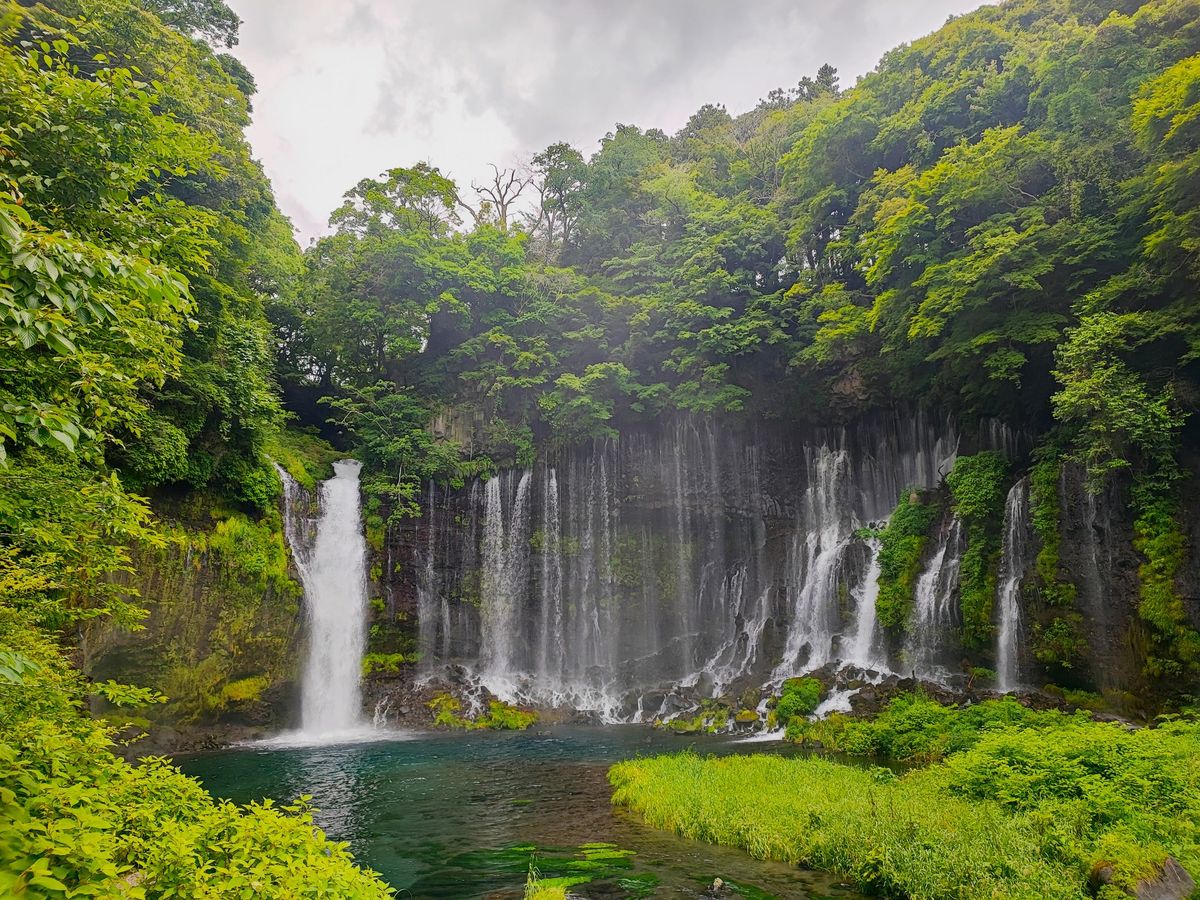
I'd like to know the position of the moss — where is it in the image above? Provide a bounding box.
[874,491,941,631]
[656,700,731,735]
[221,674,269,703]
[89,505,302,725]
[427,692,538,730]
[266,427,341,492]
[735,709,759,723]
[361,652,414,676]
[1132,466,1200,682]
[947,453,1009,648]
[1030,454,1077,606]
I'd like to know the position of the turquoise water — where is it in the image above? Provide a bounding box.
[179,725,864,899]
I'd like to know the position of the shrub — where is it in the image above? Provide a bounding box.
[874,492,941,630]
[0,610,392,898]
[947,453,1010,647]
[787,691,1078,762]
[774,677,824,723]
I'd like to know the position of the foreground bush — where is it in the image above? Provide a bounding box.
[0,610,393,898]
[787,690,1082,761]
[611,713,1199,898]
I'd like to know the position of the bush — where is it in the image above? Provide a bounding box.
[874,492,941,630]
[0,610,392,898]
[774,677,824,723]
[613,714,1200,897]
[787,691,1078,762]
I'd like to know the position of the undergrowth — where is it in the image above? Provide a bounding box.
[428,692,538,730]
[0,607,392,898]
[612,699,1199,899]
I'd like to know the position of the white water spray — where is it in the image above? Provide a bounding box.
[996,478,1030,692]
[905,517,964,681]
[281,460,370,739]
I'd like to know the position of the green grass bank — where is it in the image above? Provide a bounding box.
[610,697,1199,899]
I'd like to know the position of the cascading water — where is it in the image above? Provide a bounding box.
[409,413,1031,719]
[280,460,370,738]
[845,537,886,671]
[996,478,1031,692]
[773,446,856,678]
[904,516,964,681]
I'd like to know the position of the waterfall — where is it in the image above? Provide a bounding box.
[415,413,972,719]
[281,460,370,738]
[845,537,886,671]
[536,467,563,682]
[996,478,1031,692]
[905,516,964,681]
[773,446,856,678]
[480,471,532,680]
[416,480,438,670]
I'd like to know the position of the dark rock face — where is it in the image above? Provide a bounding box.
[1056,462,1145,691]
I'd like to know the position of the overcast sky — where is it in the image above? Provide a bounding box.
[228,1,991,243]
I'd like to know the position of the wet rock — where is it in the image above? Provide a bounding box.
[1136,858,1196,900]
[1093,858,1196,900]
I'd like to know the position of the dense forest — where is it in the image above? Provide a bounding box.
[1,0,1199,895]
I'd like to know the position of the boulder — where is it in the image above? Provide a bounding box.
[1136,858,1196,900]
[1093,857,1196,900]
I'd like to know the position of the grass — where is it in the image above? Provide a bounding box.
[612,699,1200,898]
[267,426,342,492]
[785,690,1079,761]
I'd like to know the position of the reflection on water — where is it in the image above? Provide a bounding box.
[179,725,862,899]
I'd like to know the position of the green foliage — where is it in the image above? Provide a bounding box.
[788,691,1076,763]
[0,610,392,898]
[773,677,824,724]
[360,652,414,677]
[874,492,940,631]
[614,708,1199,897]
[90,680,166,708]
[0,455,163,656]
[612,753,1083,898]
[1,0,298,503]
[947,453,1009,648]
[426,692,537,730]
[1029,452,1077,606]
[657,700,731,735]
[1033,613,1089,671]
[1132,465,1200,680]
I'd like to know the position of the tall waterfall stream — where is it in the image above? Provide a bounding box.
[279,460,371,741]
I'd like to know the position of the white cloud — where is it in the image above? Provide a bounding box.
[228,0,992,243]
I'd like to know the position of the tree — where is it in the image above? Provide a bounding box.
[525,142,587,257]
[137,0,241,47]
[331,163,462,237]
[460,164,531,232]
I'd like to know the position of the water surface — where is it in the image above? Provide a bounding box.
[180,725,863,899]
